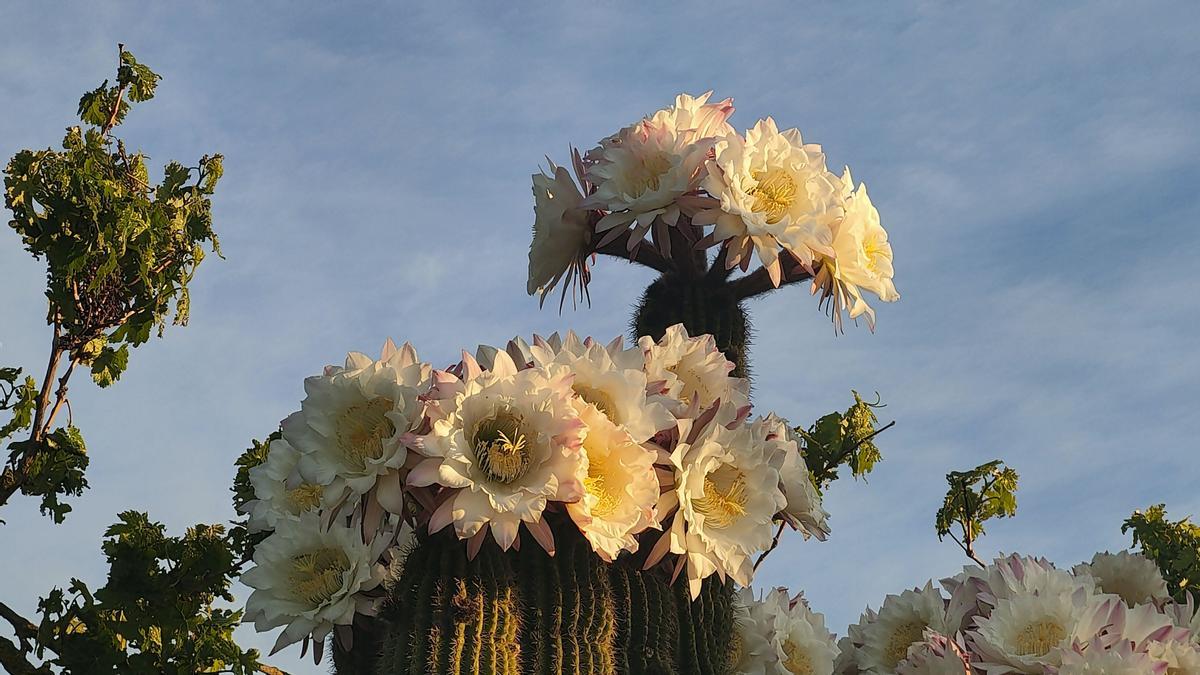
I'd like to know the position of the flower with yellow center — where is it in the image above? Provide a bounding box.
[732,587,839,675]
[565,402,659,561]
[409,351,585,552]
[283,341,431,502]
[640,323,750,416]
[528,330,674,443]
[731,587,786,674]
[1073,551,1170,607]
[969,591,1124,674]
[771,590,839,675]
[243,438,329,533]
[527,161,592,307]
[694,117,842,284]
[942,553,1096,633]
[583,92,735,254]
[811,169,899,332]
[242,512,388,655]
[660,403,785,598]
[858,582,954,675]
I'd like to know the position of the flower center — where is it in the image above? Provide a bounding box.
[694,466,749,528]
[750,169,798,224]
[625,151,671,198]
[583,455,621,517]
[284,483,324,513]
[861,236,887,277]
[473,411,532,484]
[573,384,618,421]
[782,639,814,675]
[335,396,396,471]
[1013,619,1066,656]
[288,547,350,606]
[883,620,927,668]
[666,361,716,407]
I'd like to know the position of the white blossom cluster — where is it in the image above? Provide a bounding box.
[238,327,829,655]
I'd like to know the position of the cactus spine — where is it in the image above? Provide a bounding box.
[342,272,749,674]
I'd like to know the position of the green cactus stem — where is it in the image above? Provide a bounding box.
[633,272,751,379]
[340,522,734,674]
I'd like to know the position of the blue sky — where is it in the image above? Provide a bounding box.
[1,2,1198,672]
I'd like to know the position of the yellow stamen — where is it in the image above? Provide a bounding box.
[782,640,814,675]
[474,412,532,484]
[584,456,621,517]
[285,483,324,513]
[1013,619,1065,656]
[626,151,671,198]
[335,396,396,471]
[749,169,798,224]
[861,236,887,277]
[694,468,749,528]
[883,620,926,668]
[288,547,349,606]
[573,384,618,421]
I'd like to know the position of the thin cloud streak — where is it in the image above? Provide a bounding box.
[1,2,1197,671]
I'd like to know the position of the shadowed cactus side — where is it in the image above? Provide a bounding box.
[339,524,735,674]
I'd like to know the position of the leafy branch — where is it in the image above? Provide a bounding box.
[935,459,1019,565]
[796,391,893,493]
[1,43,223,517]
[1124,504,1200,602]
[0,44,288,675]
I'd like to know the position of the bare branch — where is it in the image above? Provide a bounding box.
[753,521,788,571]
[0,600,37,648]
[41,358,78,437]
[0,634,45,675]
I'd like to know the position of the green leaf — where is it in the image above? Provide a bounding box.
[16,426,90,523]
[936,459,1020,560]
[76,83,115,127]
[90,344,129,388]
[797,391,891,493]
[1,371,39,440]
[1124,504,1200,602]
[36,512,262,673]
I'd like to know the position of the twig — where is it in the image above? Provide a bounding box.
[1,329,64,509]
[40,358,77,437]
[0,600,37,649]
[811,420,896,486]
[29,327,63,445]
[258,665,291,675]
[100,45,128,137]
[753,521,788,571]
[0,635,46,675]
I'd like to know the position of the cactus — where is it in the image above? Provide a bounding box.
[338,272,748,674]
[634,272,751,379]
[341,524,734,674]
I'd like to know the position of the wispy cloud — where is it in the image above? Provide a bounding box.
[1,2,1197,670]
